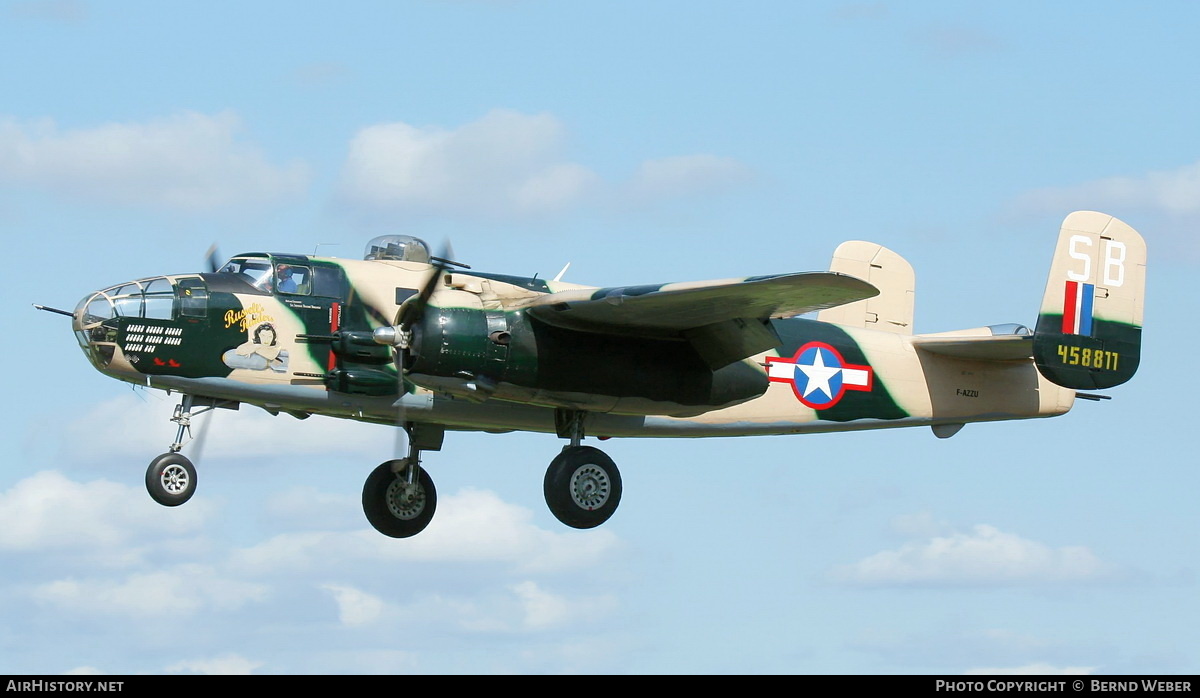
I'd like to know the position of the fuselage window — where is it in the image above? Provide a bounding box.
[176,277,208,318]
[311,266,344,298]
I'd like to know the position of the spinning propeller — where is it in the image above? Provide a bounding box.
[373,242,464,460]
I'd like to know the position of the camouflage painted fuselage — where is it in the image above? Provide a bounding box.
[73,252,1072,440]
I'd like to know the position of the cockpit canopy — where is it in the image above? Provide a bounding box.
[364,235,431,263]
[217,256,274,291]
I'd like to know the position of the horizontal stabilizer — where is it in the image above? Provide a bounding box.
[912,334,1033,361]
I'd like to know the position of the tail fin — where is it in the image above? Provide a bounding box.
[1033,211,1146,390]
[817,241,915,334]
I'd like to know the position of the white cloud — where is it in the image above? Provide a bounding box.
[1010,160,1200,260]
[337,109,596,219]
[32,564,268,617]
[0,471,208,559]
[266,486,360,530]
[512,581,573,629]
[506,582,609,633]
[626,154,751,202]
[309,579,616,634]
[0,111,309,211]
[964,662,1096,675]
[231,488,620,576]
[1016,160,1200,217]
[8,0,87,23]
[321,583,385,626]
[834,523,1110,587]
[164,654,264,675]
[336,109,750,220]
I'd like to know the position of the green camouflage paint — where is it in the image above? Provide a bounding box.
[1033,314,1141,389]
[772,318,909,422]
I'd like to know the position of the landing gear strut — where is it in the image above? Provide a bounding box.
[144,394,228,507]
[362,422,443,538]
[543,409,622,529]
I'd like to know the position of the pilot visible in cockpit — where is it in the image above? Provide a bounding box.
[276,265,296,294]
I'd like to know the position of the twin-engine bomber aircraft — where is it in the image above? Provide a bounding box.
[42,211,1145,537]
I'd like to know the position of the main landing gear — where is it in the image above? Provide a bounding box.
[358,410,622,537]
[144,394,231,507]
[543,409,622,529]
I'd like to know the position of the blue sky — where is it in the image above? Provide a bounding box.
[2,0,1197,675]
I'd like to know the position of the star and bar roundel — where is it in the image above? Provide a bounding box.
[766,341,874,409]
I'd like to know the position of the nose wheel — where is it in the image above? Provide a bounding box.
[142,394,232,507]
[145,452,197,506]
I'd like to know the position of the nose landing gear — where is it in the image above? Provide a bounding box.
[143,395,233,507]
[146,452,196,507]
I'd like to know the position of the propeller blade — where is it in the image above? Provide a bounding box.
[397,240,455,332]
[205,243,223,273]
[186,408,213,466]
[391,240,456,460]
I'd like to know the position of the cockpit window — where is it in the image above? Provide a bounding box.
[218,257,274,292]
[275,263,311,295]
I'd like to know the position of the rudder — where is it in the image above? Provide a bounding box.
[1033,211,1146,390]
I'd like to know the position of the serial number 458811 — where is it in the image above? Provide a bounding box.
[1057,344,1119,370]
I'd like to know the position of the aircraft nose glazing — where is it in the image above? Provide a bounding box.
[73,289,119,368]
[74,277,171,365]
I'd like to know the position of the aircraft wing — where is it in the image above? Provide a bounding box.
[521,272,878,369]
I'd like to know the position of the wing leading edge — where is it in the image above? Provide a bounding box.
[520,272,879,369]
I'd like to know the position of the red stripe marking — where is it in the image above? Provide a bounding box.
[1062,280,1078,335]
[327,302,340,371]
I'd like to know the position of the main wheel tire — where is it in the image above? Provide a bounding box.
[544,446,622,529]
[145,453,197,507]
[362,460,437,538]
